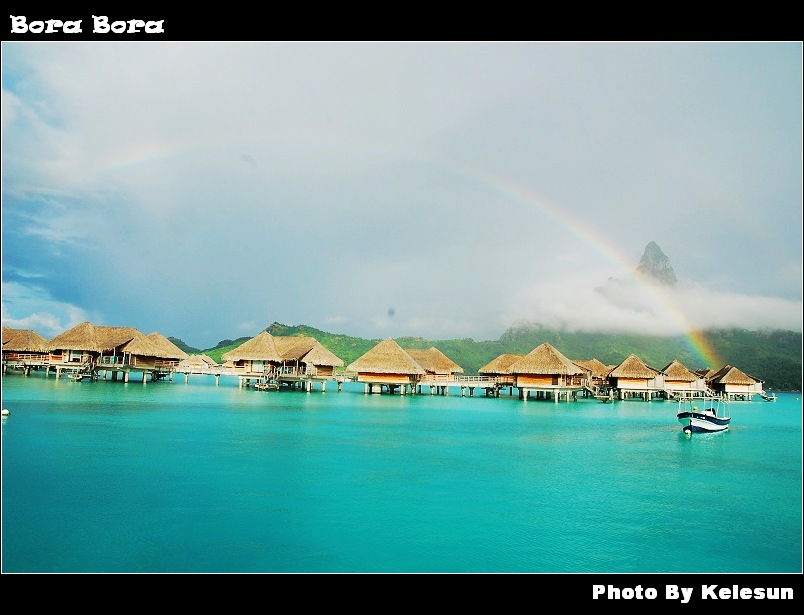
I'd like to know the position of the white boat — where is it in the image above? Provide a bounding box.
[677,395,730,434]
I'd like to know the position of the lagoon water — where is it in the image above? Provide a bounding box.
[1,372,801,574]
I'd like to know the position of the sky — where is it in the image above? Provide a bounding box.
[2,41,802,350]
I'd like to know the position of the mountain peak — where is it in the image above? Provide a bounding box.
[634,241,677,285]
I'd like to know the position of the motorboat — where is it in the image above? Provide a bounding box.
[677,395,730,434]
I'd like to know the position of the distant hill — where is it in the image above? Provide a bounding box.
[170,241,801,390]
[168,337,201,354]
[184,322,802,391]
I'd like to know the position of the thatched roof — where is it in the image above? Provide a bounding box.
[222,333,344,366]
[478,354,524,375]
[297,340,344,367]
[144,332,189,360]
[608,354,661,379]
[661,359,699,382]
[709,364,760,385]
[2,327,50,352]
[119,333,162,357]
[696,367,716,379]
[405,347,464,374]
[346,338,425,374]
[221,331,283,362]
[509,342,583,375]
[571,358,610,378]
[47,321,141,353]
[273,335,317,361]
[178,354,219,368]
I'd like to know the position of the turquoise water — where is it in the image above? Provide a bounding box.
[1,373,801,574]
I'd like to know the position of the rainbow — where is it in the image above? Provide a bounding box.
[463,171,723,369]
[100,146,723,368]
[100,140,178,175]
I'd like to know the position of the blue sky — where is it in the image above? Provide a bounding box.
[2,41,802,349]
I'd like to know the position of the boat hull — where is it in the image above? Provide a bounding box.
[677,411,730,433]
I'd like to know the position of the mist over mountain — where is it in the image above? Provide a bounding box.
[634,241,678,285]
[165,321,802,392]
[167,242,801,390]
[590,241,679,320]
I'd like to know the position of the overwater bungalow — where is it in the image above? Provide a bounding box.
[606,353,665,400]
[43,321,188,382]
[477,353,523,396]
[571,357,612,396]
[272,335,344,379]
[114,332,189,381]
[346,338,425,395]
[405,347,464,394]
[508,342,586,402]
[478,354,522,385]
[177,354,219,371]
[221,331,284,377]
[221,331,345,390]
[571,358,610,380]
[47,321,140,379]
[706,364,764,401]
[660,359,708,399]
[2,327,50,374]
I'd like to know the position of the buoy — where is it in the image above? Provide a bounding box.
[1,408,9,416]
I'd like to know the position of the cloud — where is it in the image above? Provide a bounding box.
[505,274,803,337]
[1,280,94,338]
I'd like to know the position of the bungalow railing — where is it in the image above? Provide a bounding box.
[418,375,503,384]
[154,359,179,369]
[454,375,497,383]
[2,352,49,363]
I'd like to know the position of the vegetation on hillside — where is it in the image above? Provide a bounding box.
[168,323,802,391]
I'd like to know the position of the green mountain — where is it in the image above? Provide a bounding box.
[168,337,201,355]
[180,322,802,392]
